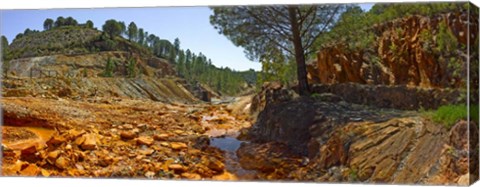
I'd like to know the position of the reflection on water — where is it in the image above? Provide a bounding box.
[210,137,244,152]
[209,136,258,180]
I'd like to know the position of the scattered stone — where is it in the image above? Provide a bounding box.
[202,157,224,172]
[153,134,170,141]
[136,136,154,146]
[181,172,202,180]
[65,144,72,150]
[168,164,187,173]
[21,145,37,155]
[74,135,86,145]
[47,135,66,146]
[174,130,185,135]
[65,129,86,140]
[19,164,41,176]
[120,131,137,140]
[170,142,188,150]
[81,134,97,150]
[212,171,238,180]
[160,142,170,147]
[55,156,68,169]
[47,150,61,164]
[145,171,155,179]
[123,124,134,129]
[41,169,51,177]
[138,148,155,156]
[98,156,114,167]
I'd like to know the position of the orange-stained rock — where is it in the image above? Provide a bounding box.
[200,156,224,172]
[170,142,188,150]
[47,135,66,146]
[212,171,238,180]
[47,150,61,164]
[307,13,477,89]
[144,171,155,178]
[136,136,154,146]
[120,131,137,140]
[55,156,69,169]
[181,172,202,180]
[138,148,155,156]
[168,164,187,173]
[65,129,86,140]
[81,134,97,150]
[18,164,40,176]
[153,133,170,141]
[40,169,51,177]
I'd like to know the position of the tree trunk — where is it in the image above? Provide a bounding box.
[288,7,311,96]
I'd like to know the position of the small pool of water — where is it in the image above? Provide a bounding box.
[209,136,258,180]
[210,137,244,152]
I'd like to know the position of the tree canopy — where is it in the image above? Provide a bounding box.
[43,18,54,31]
[86,20,94,29]
[210,5,347,95]
[102,19,124,39]
[127,22,138,41]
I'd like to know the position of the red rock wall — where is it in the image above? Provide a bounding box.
[308,12,478,88]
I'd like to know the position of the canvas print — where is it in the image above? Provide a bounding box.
[0,1,479,185]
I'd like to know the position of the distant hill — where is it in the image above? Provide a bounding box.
[2,17,258,97]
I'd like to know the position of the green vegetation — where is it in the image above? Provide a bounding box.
[210,5,348,95]
[127,22,138,42]
[127,57,137,78]
[43,18,54,31]
[256,50,297,89]
[102,57,115,77]
[422,104,478,129]
[315,2,467,53]
[102,19,124,39]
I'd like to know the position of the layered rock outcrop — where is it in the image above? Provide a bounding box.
[4,51,175,79]
[290,118,477,185]
[244,83,477,184]
[307,12,478,89]
[311,83,464,110]
[2,77,199,103]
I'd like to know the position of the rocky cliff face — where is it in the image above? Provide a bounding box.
[4,51,175,79]
[307,12,478,88]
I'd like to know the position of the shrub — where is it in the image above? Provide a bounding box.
[102,57,115,77]
[423,104,478,129]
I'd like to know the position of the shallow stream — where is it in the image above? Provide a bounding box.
[209,136,258,180]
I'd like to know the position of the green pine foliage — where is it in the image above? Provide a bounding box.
[127,57,137,78]
[102,57,115,77]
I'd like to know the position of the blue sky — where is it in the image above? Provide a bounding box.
[1,4,373,71]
